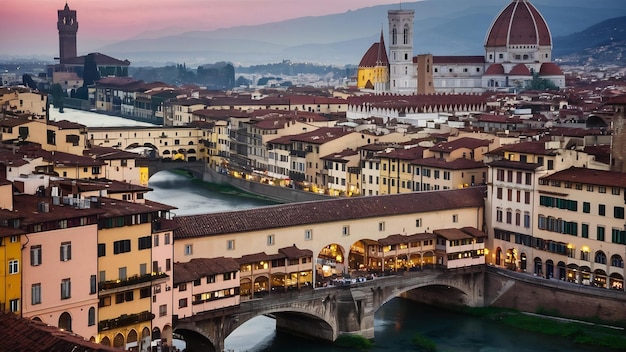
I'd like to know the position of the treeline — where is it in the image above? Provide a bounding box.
[237,61,356,78]
[130,62,235,89]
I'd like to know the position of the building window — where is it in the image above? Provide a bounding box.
[267,235,274,246]
[90,275,97,294]
[506,210,512,224]
[9,299,19,313]
[97,243,106,257]
[8,260,18,274]
[88,307,96,326]
[525,173,532,185]
[615,207,625,219]
[583,202,590,213]
[452,214,458,223]
[166,259,171,271]
[113,240,131,254]
[60,242,71,262]
[184,244,193,255]
[154,234,159,247]
[32,283,42,305]
[416,218,422,228]
[612,187,621,195]
[159,304,167,317]
[496,187,502,199]
[179,298,188,308]
[61,279,71,300]
[580,250,589,261]
[178,283,187,292]
[30,245,42,266]
[496,208,503,222]
[227,240,235,250]
[304,229,312,241]
[597,226,605,242]
[165,233,171,245]
[599,204,606,216]
[523,212,530,228]
[138,236,152,250]
[342,226,350,236]
[379,222,385,231]
[599,186,606,194]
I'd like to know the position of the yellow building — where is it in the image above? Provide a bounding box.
[96,198,173,348]
[357,31,389,91]
[0,180,24,314]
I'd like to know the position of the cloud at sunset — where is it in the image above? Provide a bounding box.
[1,0,404,57]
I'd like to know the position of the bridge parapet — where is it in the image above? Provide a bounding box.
[175,266,486,351]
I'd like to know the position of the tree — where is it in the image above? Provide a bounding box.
[524,71,558,91]
[83,53,100,87]
[49,83,65,113]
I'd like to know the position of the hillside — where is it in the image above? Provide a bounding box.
[95,0,626,67]
[554,16,626,66]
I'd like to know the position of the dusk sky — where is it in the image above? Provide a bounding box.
[2,0,404,58]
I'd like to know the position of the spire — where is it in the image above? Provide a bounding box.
[377,28,386,66]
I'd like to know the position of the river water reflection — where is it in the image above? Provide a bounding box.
[146,172,603,352]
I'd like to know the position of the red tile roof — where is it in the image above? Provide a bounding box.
[0,311,123,352]
[485,0,551,47]
[359,31,389,68]
[541,167,626,188]
[174,187,486,239]
[289,127,352,145]
[174,257,240,285]
[429,137,491,153]
[411,157,486,170]
[509,63,531,76]
[485,64,505,75]
[539,62,563,76]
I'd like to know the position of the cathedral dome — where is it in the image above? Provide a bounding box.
[485,64,505,75]
[509,63,531,76]
[539,62,563,76]
[485,0,551,48]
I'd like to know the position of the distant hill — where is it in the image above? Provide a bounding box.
[96,0,626,67]
[553,16,626,66]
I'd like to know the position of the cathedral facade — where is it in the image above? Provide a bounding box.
[358,0,566,94]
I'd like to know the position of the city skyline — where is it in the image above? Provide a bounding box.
[2,0,407,58]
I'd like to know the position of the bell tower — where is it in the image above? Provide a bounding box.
[57,3,78,64]
[388,9,415,94]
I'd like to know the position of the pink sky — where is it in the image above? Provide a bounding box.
[2,0,403,58]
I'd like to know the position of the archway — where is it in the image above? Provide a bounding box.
[580,266,591,285]
[254,276,269,297]
[100,336,111,346]
[240,278,252,298]
[126,329,138,350]
[520,252,527,272]
[31,316,42,322]
[316,243,346,287]
[610,273,624,290]
[163,324,174,349]
[557,261,566,280]
[113,333,125,348]
[566,263,579,283]
[533,257,542,276]
[545,260,554,279]
[271,272,287,293]
[140,327,151,351]
[152,327,161,341]
[505,249,516,270]
[58,312,72,332]
[593,269,607,288]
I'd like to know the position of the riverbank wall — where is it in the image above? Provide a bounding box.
[203,167,333,204]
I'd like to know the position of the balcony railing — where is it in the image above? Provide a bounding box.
[98,272,169,291]
[98,311,154,331]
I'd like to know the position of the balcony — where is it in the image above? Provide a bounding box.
[99,272,169,293]
[98,311,154,331]
[290,150,307,158]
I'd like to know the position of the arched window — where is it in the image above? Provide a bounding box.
[403,25,410,45]
[392,26,397,45]
[611,254,623,267]
[595,251,607,264]
[58,312,72,332]
[88,307,95,326]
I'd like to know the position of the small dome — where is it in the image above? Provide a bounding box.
[485,64,505,75]
[539,62,563,76]
[485,0,551,48]
[509,63,531,76]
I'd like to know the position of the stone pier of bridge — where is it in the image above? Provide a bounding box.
[175,266,485,352]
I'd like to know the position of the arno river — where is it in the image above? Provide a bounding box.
[146,171,602,352]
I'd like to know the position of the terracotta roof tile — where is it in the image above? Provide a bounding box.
[174,187,485,239]
[541,167,626,188]
[174,257,240,285]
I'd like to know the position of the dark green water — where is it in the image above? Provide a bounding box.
[146,172,607,352]
[226,298,603,352]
